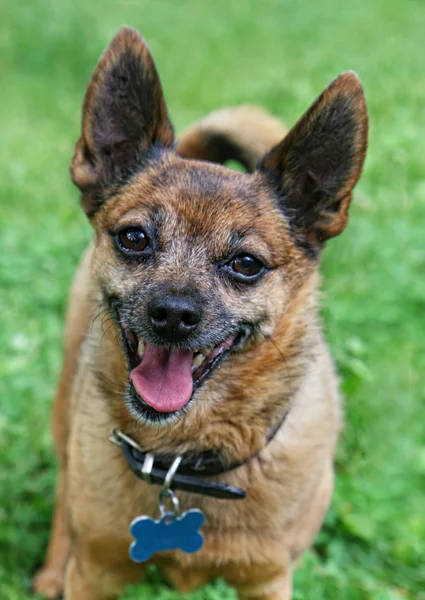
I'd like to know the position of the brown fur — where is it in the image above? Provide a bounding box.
[33,26,368,600]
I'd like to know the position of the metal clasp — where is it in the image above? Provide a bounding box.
[141,453,154,484]
[109,428,142,451]
[110,429,183,519]
[109,429,155,483]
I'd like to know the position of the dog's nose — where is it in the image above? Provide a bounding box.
[148,293,202,343]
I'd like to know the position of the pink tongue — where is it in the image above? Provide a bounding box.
[129,343,194,413]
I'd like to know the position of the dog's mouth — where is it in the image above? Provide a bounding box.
[120,323,248,417]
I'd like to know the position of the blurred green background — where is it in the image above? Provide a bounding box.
[1,0,424,598]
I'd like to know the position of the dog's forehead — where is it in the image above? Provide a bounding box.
[102,156,287,251]
[137,158,262,219]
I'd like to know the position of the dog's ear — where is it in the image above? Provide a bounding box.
[70,26,174,216]
[259,72,368,244]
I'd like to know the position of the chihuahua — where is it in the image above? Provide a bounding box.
[33,26,368,600]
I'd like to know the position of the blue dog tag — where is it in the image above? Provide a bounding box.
[129,508,205,562]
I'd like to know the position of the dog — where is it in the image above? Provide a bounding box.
[33,26,368,600]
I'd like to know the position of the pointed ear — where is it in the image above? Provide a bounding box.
[259,72,368,245]
[70,26,174,216]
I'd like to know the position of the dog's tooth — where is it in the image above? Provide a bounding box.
[192,353,205,370]
[137,340,146,357]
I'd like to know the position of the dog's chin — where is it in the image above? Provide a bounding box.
[121,325,252,426]
[126,382,196,427]
[125,384,187,426]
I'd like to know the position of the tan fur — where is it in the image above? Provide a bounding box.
[33,27,367,600]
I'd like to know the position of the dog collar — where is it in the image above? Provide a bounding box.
[110,408,288,500]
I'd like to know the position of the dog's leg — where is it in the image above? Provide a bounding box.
[65,556,105,600]
[162,564,213,593]
[64,556,106,600]
[237,583,291,600]
[64,554,145,600]
[32,377,73,598]
[33,248,93,599]
[33,367,75,598]
[33,473,70,598]
[231,568,292,600]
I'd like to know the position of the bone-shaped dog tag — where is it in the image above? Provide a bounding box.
[129,508,205,562]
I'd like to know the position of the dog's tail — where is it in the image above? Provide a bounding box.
[176,106,287,172]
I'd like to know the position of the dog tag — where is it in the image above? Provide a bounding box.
[129,508,205,562]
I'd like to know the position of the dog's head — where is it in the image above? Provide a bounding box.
[71,27,368,426]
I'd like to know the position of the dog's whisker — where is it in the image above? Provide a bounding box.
[90,306,111,330]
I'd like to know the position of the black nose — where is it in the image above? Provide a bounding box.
[148,293,202,343]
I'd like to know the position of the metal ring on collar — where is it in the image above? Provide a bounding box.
[109,429,143,452]
[158,455,182,518]
[159,488,180,518]
[161,455,182,496]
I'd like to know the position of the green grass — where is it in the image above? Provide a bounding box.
[1,0,424,598]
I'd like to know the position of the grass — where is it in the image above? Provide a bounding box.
[1,0,424,598]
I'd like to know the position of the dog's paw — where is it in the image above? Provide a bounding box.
[32,568,64,599]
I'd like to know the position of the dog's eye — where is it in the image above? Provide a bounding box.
[228,254,264,279]
[116,228,149,254]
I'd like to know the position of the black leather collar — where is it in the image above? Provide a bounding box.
[112,408,288,500]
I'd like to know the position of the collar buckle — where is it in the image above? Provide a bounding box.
[141,453,155,484]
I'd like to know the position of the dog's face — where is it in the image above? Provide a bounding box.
[71,27,367,425]
[87,157,308,423]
